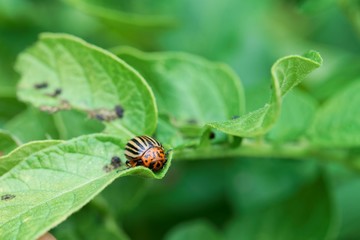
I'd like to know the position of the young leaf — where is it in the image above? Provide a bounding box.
[113,46,245,125]
[225,171,338,240]
[0,134,172,240]
[308,80,360,147]
[207,51,322,137]
[15,33,157,138]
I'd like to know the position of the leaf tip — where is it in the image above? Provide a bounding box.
[303,50,323,65]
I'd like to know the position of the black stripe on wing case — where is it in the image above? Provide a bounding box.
[143,136,158,146]
[131,138,146,151]
[125,147,140,155]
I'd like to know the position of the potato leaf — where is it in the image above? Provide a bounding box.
[207,51,322,137]
[15,33,157,139]
[114,46,245,125]
[0,130,20,155]
[308,80,360,147]
[0,134,172,240]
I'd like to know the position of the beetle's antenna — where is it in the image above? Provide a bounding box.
[165,149,173,157]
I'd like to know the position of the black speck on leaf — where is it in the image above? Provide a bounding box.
[1,194,16,201]
[34,82,48,89]
[114,105,124,118]
[95,114,105,121]
[111,156,121,168]
[52,88,62,97]
[187,119,197,125]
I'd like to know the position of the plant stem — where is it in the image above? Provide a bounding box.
[172,139,349,164]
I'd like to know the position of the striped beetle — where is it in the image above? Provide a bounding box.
[124,136,167,172]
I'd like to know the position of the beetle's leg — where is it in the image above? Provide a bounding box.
[126,159,138,168]
[135,159,143,166]
[149,161,155,170]
[125,160,131,167]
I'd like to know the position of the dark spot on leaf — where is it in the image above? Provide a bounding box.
[34,82,48,89]
[187,119,197,125]
[1,194,15,201]
[111,156,121,168]
[95,114,105,121]
[114,105,124,118]
[232,115,240,120]
[47,88,62,98]
[103,156,122,172]
[209,131,215,139]
[52,88,62,97]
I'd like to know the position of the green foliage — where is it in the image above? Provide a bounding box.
[0,130,19,155]
[267,90,317,143]
[225,172,337,240]
[113,46,245,146]
[164,219,222,240]
[309,80,360,147]
[207,51,322,137]
[1,1,360,240]
[16,33,157,138]
[0,134,172,240]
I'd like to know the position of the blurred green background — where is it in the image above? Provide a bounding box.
[1,0,360,239]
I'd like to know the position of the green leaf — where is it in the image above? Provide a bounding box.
[156,114,184,147]
[64,0,175,26]
[52,203,130,240]
[15,33,157,138]
[0,98,25,126]
[0,130,19,155]
[267,90,317,143]
[340,0,360,36]
[308,80,360,147]
[207,51,322,137]
[335,176,360,239]
[4,107,59,143]
[63,0,176,48]
[226,158,318,214]
[164,219,222,240]
[113,46,245,125]
[53,110,104,139]
[4,108,105,143]
[225,171,338,240]
[0,134,172,240]
[0,139,61,176]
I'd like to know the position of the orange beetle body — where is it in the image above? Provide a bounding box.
[124,136,167,172]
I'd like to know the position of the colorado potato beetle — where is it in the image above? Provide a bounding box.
[124,136,167,172]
